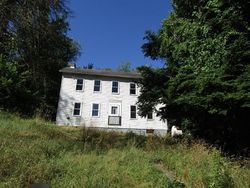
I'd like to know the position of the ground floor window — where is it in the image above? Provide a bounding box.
[130,105,136,119]
[147,111,153,120]
[73,102,81,116]
[92,103,100,117]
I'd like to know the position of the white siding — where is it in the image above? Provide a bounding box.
[56,73,168,133]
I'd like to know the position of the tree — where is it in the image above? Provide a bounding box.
[0,0,79,118]
[138,0,250,153]
[117,61,133,72]
[0,55,37,114]
[83,63,94,69]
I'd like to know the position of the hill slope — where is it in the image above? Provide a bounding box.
[0,112,249,187]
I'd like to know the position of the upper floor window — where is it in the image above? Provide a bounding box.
[130,105,136,119]
[76,78,83,91]
[92,103,100,117]
[112,81,119,94]
[73,102,81,116]
[94,80,101,92]
[130,83,136,95]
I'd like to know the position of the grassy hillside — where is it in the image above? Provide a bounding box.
[0,112,249,188]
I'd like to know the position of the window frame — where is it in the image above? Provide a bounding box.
[130,105,137,119]
[93,79,101,92]
[130,82,136,95]
[147,111,153,120]
[112,81,119,94]
[73,102,81,116]
[75,78,84,91]
[111,106,118,115]
[92,103,100,117]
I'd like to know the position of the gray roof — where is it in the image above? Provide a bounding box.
[60,67,141,79]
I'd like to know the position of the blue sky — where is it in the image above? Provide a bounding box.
[68,0,172,69]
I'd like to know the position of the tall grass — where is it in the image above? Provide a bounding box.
[0,112,249,187]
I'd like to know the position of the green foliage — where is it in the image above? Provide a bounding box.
[0,54,37,114]
[117,61,133,72]
[83,63,94,69]
[138,0,250,153]
[0,0,79,118]
[208,152,234,188]
[0,112,249,187]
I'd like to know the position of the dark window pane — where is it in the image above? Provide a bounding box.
[112,81,119,93]
[93,104,99,110]
[76,79,83,90]
[76,85,83,90]
[95,80,100,86]
[130,83,136,94]
[94,86,100,91]
[77,79,83,84]
[75,103,81,109]
[130,106,136,118]
[131,112,136,118]
[92,110,99,116]
[130,106,136,111]
[112,81,118,87]
[74,109,80,116]
[94,80,101,91]
[92,104,99,116]
[112,87,118,93]
[147,112,153,119]
[130,89,136,95]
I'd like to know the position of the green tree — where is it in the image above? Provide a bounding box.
[0,0,79,118]
[138,0,250,153]
[83,63,94,69]
[0,55,37,114]
[117,61,133,72]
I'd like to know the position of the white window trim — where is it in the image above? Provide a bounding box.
[75,78,84,91]
[93,79,102,93]
[73,102,82,117]
[91,103,100,118]
[111,81,120,94]
[129,82,137,96]
[130,105,137,119]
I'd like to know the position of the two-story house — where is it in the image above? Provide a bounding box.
[56,66,168,135]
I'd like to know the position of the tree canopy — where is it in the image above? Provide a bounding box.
[0,0,79,118]
[138,0,250,154]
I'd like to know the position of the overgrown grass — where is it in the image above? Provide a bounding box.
[0,112,249,187]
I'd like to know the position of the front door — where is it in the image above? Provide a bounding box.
[109,103,121,116]
[108,103,121,125]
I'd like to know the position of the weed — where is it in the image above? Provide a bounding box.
[0,112,249,187]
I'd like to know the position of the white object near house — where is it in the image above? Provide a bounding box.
[56,66,168,135]
[171,126,183,137]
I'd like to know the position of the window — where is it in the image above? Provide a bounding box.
[94,80,101,92]
[92,103,100,117]
[76,78,83,91]
[130,105,136,119]
[147,111,153,120]
[130,83,136,95]
[111,106,118,115]
[73,103,81,116]
[112,81,119,93]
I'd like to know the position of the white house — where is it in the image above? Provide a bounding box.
[56,66,168,135]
